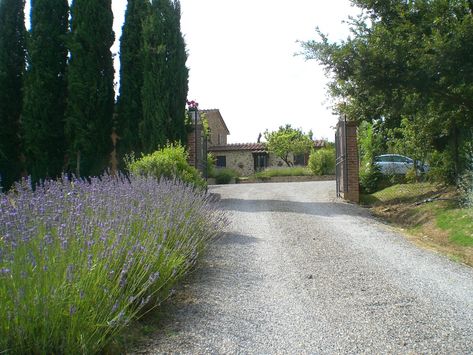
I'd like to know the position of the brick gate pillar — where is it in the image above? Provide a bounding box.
[344,121,359,203]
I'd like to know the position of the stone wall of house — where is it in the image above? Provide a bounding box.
[212,151,303,177]
[268,152,295,168]
[213,151,254,176]
[206,112,228,146]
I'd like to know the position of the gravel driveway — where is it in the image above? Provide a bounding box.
[133,181,473,354]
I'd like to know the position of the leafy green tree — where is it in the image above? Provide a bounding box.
[0,0,26,189]
[301,0,473,183]
[22,0,69,182]
[66,0,115,177]
[141,0,188,154]
[264,125,313,167]
[116,0,148,160]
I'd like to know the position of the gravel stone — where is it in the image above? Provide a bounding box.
[131,181,473,354]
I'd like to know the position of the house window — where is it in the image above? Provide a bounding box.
[216,155,226,168]
[217,133,222,145]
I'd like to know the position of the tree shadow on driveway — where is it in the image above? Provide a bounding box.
[218,198,371,218]
[214,231,261,246]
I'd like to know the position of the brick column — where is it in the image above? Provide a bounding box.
[187,132,196,167]
[345,121,359,203]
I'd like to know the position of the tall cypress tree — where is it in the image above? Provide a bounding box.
[141,0,188,154]
[66,0,115,177]
[168,0,188,145]
[0,0,26,190]
[22,0,69,182]
[116,0,148,161]
[141,0,166,153]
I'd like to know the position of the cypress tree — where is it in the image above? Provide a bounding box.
[168,0,188,145]
[66,0,115,177]
[141,0,167,153]
[0,0,26,190]
[22,0,69,182]
[141,0,188,154]
[116,0,148,161]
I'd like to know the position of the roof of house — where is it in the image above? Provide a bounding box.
[201,109,230,135]
[208,140,326,154]
[208,143,267,153]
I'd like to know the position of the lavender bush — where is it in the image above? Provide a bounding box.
[0,175,226,354]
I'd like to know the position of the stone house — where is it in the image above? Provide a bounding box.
[204,109,325,176]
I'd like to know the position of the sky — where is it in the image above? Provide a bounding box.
[27,1,360,143]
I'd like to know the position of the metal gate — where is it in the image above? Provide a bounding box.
[335,118,348,198]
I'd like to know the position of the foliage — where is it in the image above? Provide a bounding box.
[206,152,216,178]
[127,143,206,190]
[264,124,313,167]
[358,121,383,166]
[66,0,115,177]
[116,0,149,160]
[213,168,238,184]
[22,0,69,184]
[0,174,226,354]
[141,0,188,153]
[0,0,26,190]
[254,167,312,179]
[359,161,383,194]
[308,147,335,175]
[300,0,473,184]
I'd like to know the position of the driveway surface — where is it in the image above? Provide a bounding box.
[134,181,473,354]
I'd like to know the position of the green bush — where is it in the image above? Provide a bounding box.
[427,150,456,185]
[359,162,383,194]
[207,153,216,178]
[214,168,238,184]
[308,147,335,175]
[127,143,206,189]
[254,167,312,179]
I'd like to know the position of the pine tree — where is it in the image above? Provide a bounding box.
[66,0,115,177]
[116,0,149,161]
[141,0,188,154]
[22,0,69,182]
[0,0,26,190]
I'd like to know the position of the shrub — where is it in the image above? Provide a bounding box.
[207,153,216,178]
[0,175,226,354]
[426,150,456,185]
[359,162,383,194]
[127,143,206,190]
[308,147,335,175]
[213,168,238,184]
[405,167,418,184]
[254,167,312,179]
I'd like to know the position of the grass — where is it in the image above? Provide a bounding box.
[362,182,473,266]
[254,166,313,179]
[436,208,473,246]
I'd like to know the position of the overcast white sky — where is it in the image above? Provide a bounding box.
[27,1,360,143]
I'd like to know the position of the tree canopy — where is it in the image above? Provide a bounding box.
[300,0,473,182]
[0,0,26,189]
[264,125,313,167]
[22,0,69,182]
[66,0,115,177]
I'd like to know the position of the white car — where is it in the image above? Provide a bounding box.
[374,154,428,175]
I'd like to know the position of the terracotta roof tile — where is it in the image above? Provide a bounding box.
[208,140,325,153]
